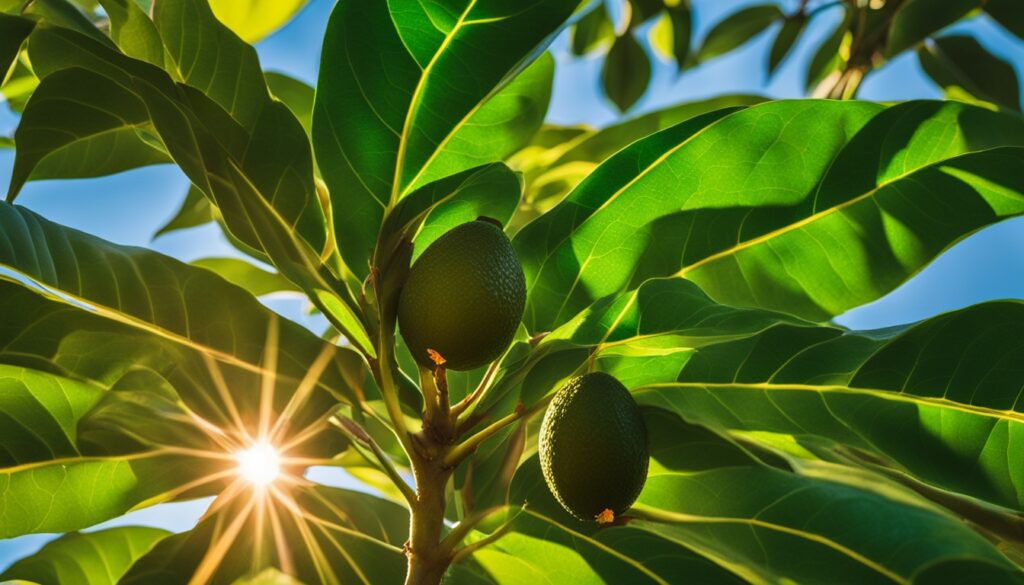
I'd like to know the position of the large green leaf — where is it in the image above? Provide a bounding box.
[514,100,1024,330]
[509,94,767,216]
[13,26,376,349]
[463,408,1018,583]
[0,203,369,422]
[152,0,270,130]
[121,486,407,584]
[0,527,170,584]
[0,365,103,467]
[638,298,1024,510]
[312,0,575,279]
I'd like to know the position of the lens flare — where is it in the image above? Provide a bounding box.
[236,441,282,486]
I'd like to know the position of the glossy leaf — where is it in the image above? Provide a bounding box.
[0,527,170,584]
[886,0,980,56]
[208,0,308,43]
[696,4,782,62]
[510,94,766,219]
[515,100,1024,330]
[312,0,576,279]
[602,31,650,112]
[918,35,1021,111]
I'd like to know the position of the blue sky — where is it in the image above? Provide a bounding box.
[1,0,1023,570]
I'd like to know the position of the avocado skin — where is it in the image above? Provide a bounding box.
[539,372,648,521]
[398,220,526,371]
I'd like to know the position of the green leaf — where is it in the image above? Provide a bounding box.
[152,0,270,130]
[23,0,114,48]
[208,0,308,43]
[510,95,767,216]
[191,258,302,297]
[635,295,1024,510]
[0,13,33,78]
[19,27,370,345]
[153,186,215,238]
[986,0,1024,40]
[312,0,577,279]
[696,4,782,62]
[514,100,1024,330]
[2,57,37,114]
[602,31,650,112]
[768,14,805,75]
[478,409,1017,584]
[0,527,170,585]
[7,67,170,192]
[265,71,314,135]
[97,0,167,67]
[648,3,691,69]
[0,202,369,419]
[886,0,980,57]
[571,3,613,55]
[121,486,407,584]
[918,35,1021,112]
[380,163,523,264]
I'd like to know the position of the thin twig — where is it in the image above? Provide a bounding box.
[331,416,417,506]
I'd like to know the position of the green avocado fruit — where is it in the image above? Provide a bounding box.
[539,372,648,522]
[397,219,526,371]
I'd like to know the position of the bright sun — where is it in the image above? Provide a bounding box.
[236,441,282,486]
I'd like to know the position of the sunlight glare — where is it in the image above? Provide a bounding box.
[236,441,282,486]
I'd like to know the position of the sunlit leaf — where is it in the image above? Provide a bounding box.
[191,258,302,297]
[265,72,314,135]
[571,3,613,55]
[515,100,1024,330]
[208,0,308,43]
[97,0,167,67]
[312,0,577,279]
[0,527,170,584]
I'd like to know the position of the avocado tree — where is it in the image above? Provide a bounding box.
[2,0,1024,584]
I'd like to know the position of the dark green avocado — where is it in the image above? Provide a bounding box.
[539,372,648,522]
[397,220,526,371]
